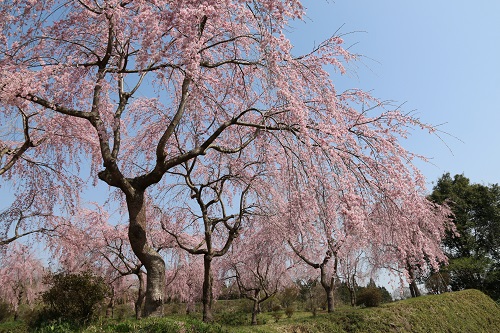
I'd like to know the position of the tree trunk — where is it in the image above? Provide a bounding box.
[251,290,260,325]
[135,271,146,319]
[14,290,22,321]
[127,192,166,317]
[407,264,421,298]
[251,298,259,325]
[325,286,334,312]
[202,254,214,322]
[409,281,421,298]
[349,287,356,306]
[106,288,115,318]
[320,268,335,312]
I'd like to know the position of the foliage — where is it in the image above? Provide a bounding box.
[377,286,393,304]
[356,287,382,307]
[285,306,295,318]
[296,279,325,312]
[271,311,283,323]
[36,272,109,327]
[429,173,500,300]
[278,287,300,309]
[0,301,12,323]
[0,244,45,316]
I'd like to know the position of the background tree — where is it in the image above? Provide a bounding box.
[429,173,500,301]
[225,227,291,325]
[0,243,45,321]
[337,248,369,306]
[160,156,259,322]
[366,197,453,298]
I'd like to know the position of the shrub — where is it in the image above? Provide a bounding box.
[285,306,295,318]
[271,305,283,322]
[356,287,382,307]
[279,287,299,308]
[34,272,109,327]
[0,301,12,322]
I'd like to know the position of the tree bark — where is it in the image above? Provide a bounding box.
[135,271,146,319]
[320,267,335,312]
[106,287,115,318]
[202,254,214,322]
[409,281,421,298]
[251,298,259,325]
[127,192,166,317]
[348,274,357,306]
[251,290,260,325]
[349,288,356,306]
[407,264,421,298]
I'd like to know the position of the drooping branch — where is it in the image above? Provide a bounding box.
[0,110,41,176]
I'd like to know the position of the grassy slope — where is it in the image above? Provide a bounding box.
[1,289,499,332]
[229,289,500,333]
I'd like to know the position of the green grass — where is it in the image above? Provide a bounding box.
[1,289,499,333]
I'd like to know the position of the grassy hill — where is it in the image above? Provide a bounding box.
[262,289,500,333]
[1,289,499,332]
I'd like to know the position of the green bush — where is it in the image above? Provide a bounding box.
[271,306,283,323]
[0,301,12,322]
[33,272,109,328]
[356,287,382,307]
[0,320,29,333]
[285,306,295,318]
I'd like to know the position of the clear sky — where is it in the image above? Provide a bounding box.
[290,0,500,190]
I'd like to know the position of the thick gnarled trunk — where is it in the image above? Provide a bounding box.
[202,254,214,322]
[127,192,166,317]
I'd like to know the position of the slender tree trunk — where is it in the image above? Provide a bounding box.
[251,290,260,325]
[127,192,166,317]
[251,298,259,325]
[202,254,214,322]
[14,290,22,321]
[348,275,357,306]
[320,268,335,312]
[135,271,146,319]
[349,287,356,306]
[409,281,421,298]
[106,288,115,318]
[407,264,421,298]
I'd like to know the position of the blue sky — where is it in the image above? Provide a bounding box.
[291,0,500,189]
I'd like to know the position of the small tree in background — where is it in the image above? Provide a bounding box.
[356,288,382,307]
[0,243,45,321]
